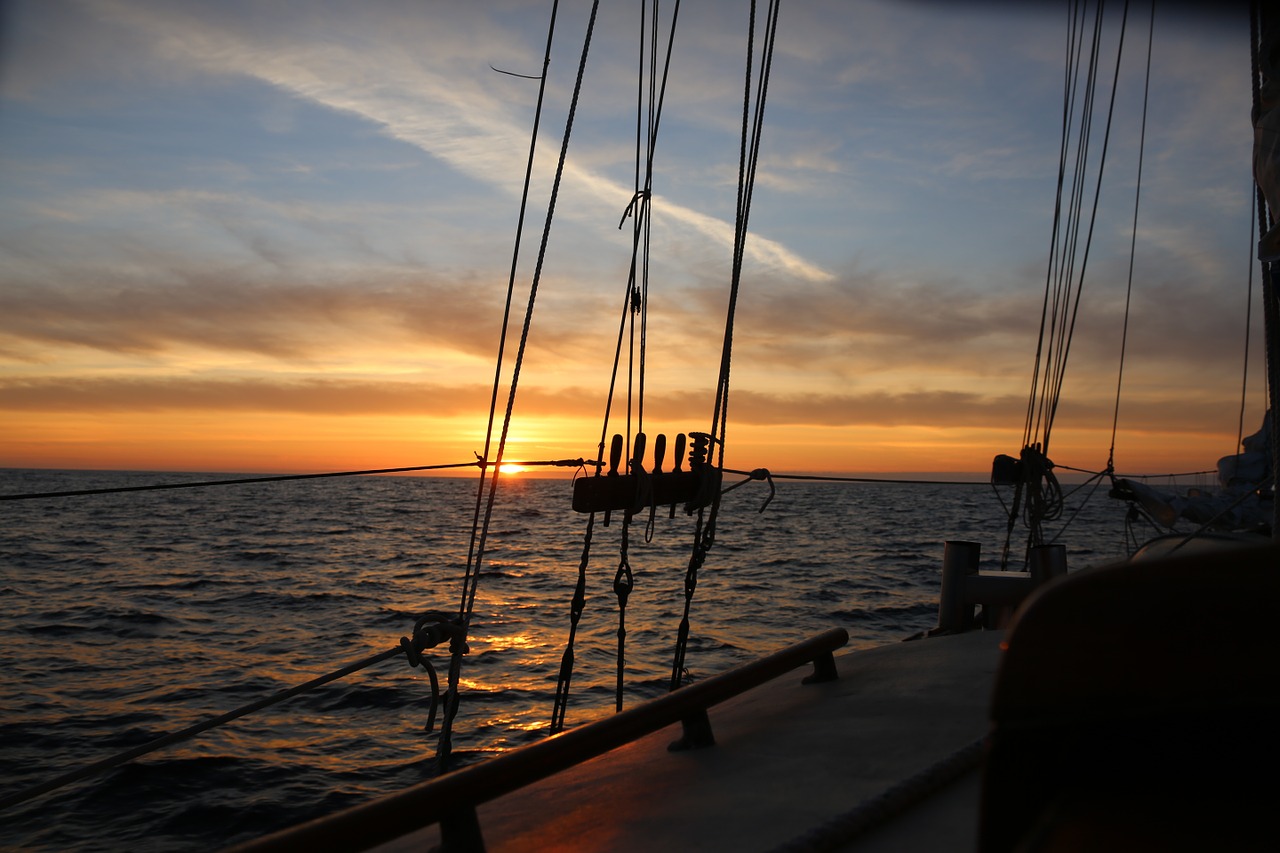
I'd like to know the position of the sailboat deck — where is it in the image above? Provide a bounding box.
[375,629,1002,853]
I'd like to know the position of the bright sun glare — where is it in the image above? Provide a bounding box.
[499,463,525,475]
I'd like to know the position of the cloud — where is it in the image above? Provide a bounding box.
[74,0,830,284]
[0,270,505,360]
[0,375,485,415]
[0,373,1243,439]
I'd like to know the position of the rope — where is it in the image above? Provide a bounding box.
[732,470,987,486]
[1107,1,1153,475]
[769,738,985,853]
[668,0,781,693]
[437,0,600,772]
[612,522,635,712]
[0,646,404,813]
[0,458,593,503]
[1045,0,1130,453]
[0,462,482,502]
[551,1,683,729]
[596,1,681,466]
[549,512,594,734]
[464,0,562,601]
[1007,1,1130,566]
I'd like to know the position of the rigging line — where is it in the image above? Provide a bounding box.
[1026,0,1088,446]
[1035,0,1091,445]
[637,2,662,436]
[0,461,483,502]
[1052,2,1104,394]
[625,4,643,458]
[463,0,601,626]
[1046,471,1109,544]
[670,0,780,693]
[725,0,780,450]
[706,0,778,545]
[627,2,645,450]
[1047,0,1130,454]
[436,1,601,771]
[1040,0,1105,448]
[629,1,660,441]
[595,0,681,465]
[464,0,560,615]
[1044,0,1105,444]
[1240,184,1258,452]
[637,0,682,441]
[597,2,683,719]
[1045,17,1094,433]
[712,0,757,444]
[549,510,595,734]
[1107,0,1153,473]
[490,64,543,80]
[712,0,780,457]
[1164,477,1275,553]
[0,646,404,813]
[720,469,988,486]
[1024,0,1075,444]
[1117,468,1215,479]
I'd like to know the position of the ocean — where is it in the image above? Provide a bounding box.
[0,468,1133,851]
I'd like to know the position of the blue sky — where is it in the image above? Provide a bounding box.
[0,0,1265,475]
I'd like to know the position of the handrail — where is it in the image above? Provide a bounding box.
[228,627,849,853]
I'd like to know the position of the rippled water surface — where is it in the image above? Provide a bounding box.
[0,469,1132,850]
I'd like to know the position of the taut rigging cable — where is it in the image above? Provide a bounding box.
[551,0,684,733]
[670,0,781,692]
[436,0,601,771]
[1002,0,1130,568]
[1106,0,1153,476]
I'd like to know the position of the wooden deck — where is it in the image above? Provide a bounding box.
[374,629,1003,852]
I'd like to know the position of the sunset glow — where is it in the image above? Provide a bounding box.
[0,1,1264,479]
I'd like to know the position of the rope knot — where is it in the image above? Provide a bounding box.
[618,189,651,228]
[613,561,634,604]
[401,611,466,668]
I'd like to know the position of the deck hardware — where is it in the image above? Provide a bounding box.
[802,650,839,684]
[439,806,484,853]
[669,708,716,751]
[937,541,1067,633]
[572,432,721,515]
[229,628,849,853]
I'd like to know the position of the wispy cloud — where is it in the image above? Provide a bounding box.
[78,0,830,284]
[0,374,1241,439]
[0,272,503,361]
[0,1,1262,474]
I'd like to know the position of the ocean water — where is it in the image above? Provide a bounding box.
[0,468,1133,851]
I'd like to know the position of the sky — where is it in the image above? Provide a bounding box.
[0,0,1266,478]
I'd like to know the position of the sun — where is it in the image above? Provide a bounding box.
[499,463,526,475]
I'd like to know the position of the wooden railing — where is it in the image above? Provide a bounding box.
[228,627,849,853]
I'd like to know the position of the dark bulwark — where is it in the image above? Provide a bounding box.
[982,539,1280,852]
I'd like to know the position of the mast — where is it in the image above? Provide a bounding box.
[1251,2,1280,539]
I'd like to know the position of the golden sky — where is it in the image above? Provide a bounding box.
[0,0,1266,477]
